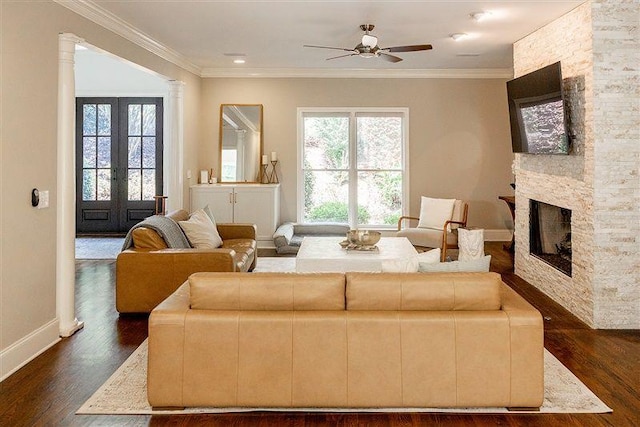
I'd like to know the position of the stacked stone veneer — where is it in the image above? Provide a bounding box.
[513,0,639,329]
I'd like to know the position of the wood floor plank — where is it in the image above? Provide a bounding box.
[0,244,638,426]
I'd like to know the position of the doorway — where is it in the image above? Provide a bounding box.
[75,97,163,234]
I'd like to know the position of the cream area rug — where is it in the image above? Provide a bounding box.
[78,339,611,415]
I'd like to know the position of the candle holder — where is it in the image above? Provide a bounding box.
[261,164,270,183]
[269,160,279,184]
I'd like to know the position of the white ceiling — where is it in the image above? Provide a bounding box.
[85,0,585,77]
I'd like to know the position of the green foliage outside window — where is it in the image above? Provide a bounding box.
[308,202,370,224]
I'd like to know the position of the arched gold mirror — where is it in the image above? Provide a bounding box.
[219,104,263,183]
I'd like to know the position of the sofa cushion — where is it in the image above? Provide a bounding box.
[346,272,502,311]
[189,272,345,310]
[294,223,350,235]
[132,227,169,250]
[179,209,223,249]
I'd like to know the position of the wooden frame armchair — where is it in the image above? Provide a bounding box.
[397,200,469,262]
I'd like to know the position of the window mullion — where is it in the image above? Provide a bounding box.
[348,111,358,228]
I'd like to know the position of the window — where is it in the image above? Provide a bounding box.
[298,108,408,228]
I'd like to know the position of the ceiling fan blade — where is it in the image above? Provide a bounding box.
[326,53,359,61]
[378,53,403,63]
[384,44,433,53]
[304,44,355,52]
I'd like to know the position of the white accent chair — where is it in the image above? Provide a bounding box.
[396,198,469,262]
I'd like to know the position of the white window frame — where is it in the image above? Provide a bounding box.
[297,107,410,229]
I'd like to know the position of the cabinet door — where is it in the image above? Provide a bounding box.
[234,186,278,241]
[190,187,233,223]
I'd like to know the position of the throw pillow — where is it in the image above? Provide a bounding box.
[417,197,456,231]
[203,204,216,223]
[178,208,223,249]
[416,248,441,264]
[418,255,491,273]
[381,257,419,273]
[458,228,485,261]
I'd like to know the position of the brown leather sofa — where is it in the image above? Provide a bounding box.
[116,210,257,314]
[148,272,544,409]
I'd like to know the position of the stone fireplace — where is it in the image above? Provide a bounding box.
[512,1,639,329]
[529,200,572,277]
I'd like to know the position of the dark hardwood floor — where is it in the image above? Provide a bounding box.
[0,243,638,426]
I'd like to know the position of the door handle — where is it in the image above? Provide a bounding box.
[234,193,237,204]
[229,192,233,204]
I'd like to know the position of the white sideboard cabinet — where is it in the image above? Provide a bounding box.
[190,184,280,244]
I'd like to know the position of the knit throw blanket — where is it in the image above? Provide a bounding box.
[121,215,191,251]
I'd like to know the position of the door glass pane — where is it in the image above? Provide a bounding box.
[128,104,141,135]
[82,169,96,201]
[83,104,96,135]
[357,171,402,226]
[142,137,156,168]
[128,137,141,168]
[142,169,155,200]
[97,169,111,201]
[97,104,111,136]
[128,170,141,201]
[303,116,349,169]
[142,104,156,135]
[356,116,402,169]
[97,137,111,168]
[83,137,96,168]
[302,170,349,223]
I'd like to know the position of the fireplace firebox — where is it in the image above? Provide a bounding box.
[529,200,572,276]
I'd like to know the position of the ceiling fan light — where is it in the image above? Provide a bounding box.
[362,34,378,48]
[451,33,469,41]
[471,11,492,22]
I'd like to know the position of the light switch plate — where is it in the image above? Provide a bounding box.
[37,190,49,209]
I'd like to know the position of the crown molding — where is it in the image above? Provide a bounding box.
[200,67,514,79]
[53,0,201,76]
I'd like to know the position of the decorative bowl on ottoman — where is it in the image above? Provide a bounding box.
[346,230,381,249]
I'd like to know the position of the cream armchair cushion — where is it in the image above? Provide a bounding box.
[417,197,456,230]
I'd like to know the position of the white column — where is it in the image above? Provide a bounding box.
[57,33,84,337]
[166,81,185,211]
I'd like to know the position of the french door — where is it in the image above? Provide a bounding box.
[76,97,163,234]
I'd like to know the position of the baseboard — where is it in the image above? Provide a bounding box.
[0,318,61,382]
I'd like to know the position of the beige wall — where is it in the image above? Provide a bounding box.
[0,0,201,375]
[201,78,515,230]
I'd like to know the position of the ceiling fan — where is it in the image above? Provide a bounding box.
[304,24,432,63]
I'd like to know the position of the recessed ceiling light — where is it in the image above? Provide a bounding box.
[450,33,469,41]
[470,11,492,22]
[233,59,246,64]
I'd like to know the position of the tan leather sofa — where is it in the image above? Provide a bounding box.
[148,272,544,409]
[116,210,257,314]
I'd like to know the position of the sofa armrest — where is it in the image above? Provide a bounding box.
[148,282,190,408]
[500,283,544,407]
[216,223,257,240]
[273,222,295,248]
[116,249,240,313]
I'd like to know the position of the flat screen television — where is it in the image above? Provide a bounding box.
[506,62,570,154]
